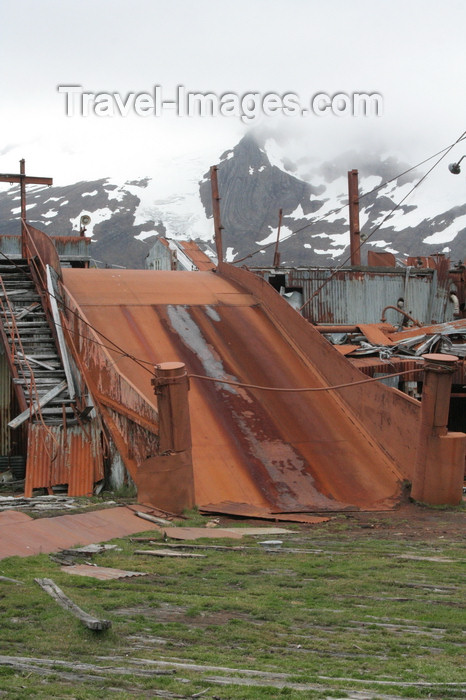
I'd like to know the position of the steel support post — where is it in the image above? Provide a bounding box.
[412,353,466,505]
[136,362,195,514]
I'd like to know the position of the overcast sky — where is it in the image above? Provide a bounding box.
[1,0,466,185]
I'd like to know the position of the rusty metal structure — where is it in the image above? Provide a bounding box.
[57,261,463,510]
[248,254,459,326]
[0,161,464,513]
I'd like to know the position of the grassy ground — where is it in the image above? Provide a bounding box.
[0,503,464,699]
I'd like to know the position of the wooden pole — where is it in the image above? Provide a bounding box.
[0,159,53,257]
[210,165,223,264]
[273,208,283,268]
[348,169,361,266]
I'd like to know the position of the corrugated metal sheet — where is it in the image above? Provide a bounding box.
[24,420,104,497]
[61,565,147,580]
[0,346,11,455]
[0,506,160,560]
[61,267,421,513]
[252,267,454,325]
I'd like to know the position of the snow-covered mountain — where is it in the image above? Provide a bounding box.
[0,133,465,269]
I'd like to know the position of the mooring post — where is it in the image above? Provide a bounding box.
[135,362,195,514]
[411,353,465,505]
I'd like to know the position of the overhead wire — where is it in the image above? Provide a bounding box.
[189,367,424,393]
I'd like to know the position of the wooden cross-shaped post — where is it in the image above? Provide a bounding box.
[0,159,53,255]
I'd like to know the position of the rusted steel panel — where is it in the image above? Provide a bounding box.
[0,506,159,560]
[136,452,195,515]
[387,318,466,342]
[200,502,330,523]
[62,267,423,512]
[411,355,465,505]
[219,262,422,484]
[367,251,396,267]
[24,420,104,497]
[350,356,422,382]
[24,225,61,280]
[177,241,215,271]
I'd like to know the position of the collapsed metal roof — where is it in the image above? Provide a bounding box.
[60,264,424,514]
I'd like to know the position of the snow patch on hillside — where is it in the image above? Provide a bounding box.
[423,214,466,244]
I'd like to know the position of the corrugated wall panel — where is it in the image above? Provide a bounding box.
[24,420,104,496]
[257,268,454,325]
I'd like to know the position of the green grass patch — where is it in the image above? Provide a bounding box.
[0,509,464,698]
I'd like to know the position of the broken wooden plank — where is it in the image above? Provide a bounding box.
[14,302,40,318]
[0,290,29,297]
[134,549,206,558]
[0,575,23,584]
[8,380,67,429]
[34,577,111,631]
[17,351,57,370]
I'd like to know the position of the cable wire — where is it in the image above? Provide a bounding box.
[189,367,424,392]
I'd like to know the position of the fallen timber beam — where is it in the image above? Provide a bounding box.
[34,578,111,631]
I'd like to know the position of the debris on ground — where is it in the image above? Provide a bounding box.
[61,565,148,580]
[0,495,79,511]
[35,577,112,631]
[134,549,206,558]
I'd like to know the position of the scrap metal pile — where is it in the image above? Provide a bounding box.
[321,318,466,394]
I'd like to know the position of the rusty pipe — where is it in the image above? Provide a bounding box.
[380,305,422,327]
